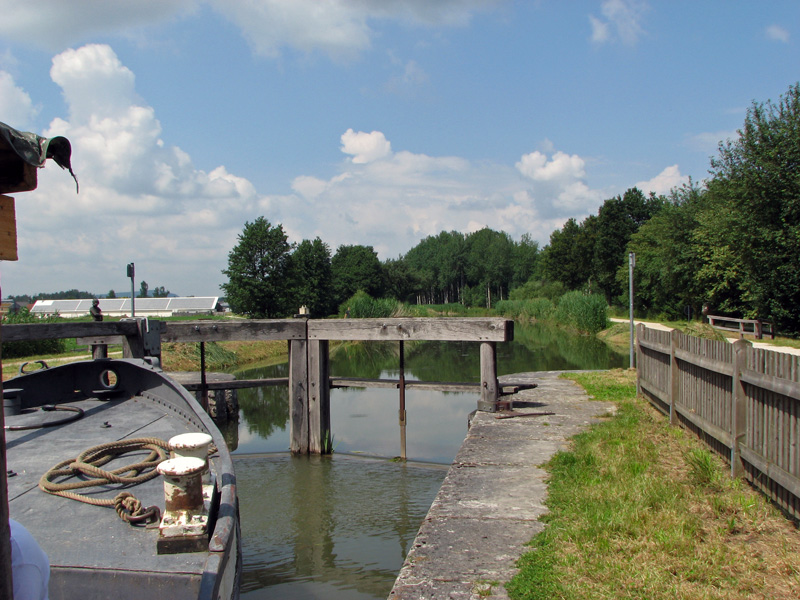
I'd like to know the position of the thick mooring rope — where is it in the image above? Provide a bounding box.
[39,437,169,526]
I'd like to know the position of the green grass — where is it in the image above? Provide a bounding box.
[506,369,800,600]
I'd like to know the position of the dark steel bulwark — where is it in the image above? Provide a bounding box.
[4,359,239,600]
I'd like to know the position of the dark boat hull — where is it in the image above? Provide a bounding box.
[4,358,240,600]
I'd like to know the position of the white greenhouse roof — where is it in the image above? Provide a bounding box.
[31,297,220,316]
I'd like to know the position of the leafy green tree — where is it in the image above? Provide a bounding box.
[292,237,334,317]
[623,182,705,319]
[464,228,513,307]
[539,218,588,290]
[221,217,294,318]
[510,233,540,290]
[382,257,419,303]
[152,286,170,298]
[593,188,663,304]
[696,83,800,332]
[138,281,149,298]
[331,244,383,307]
[107,289,117,299]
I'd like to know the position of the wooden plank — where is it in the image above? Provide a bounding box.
[308,317,513,342]
[674,402,733,448]
[2,321,139,341]
[181,377,288,391]
[330,377,530,394]
[740,445,800,499]
[163,319,306,343]
[675,346,734,377]
[741,368,800,402]
[0,196,17,261]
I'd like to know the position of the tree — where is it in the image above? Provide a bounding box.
[107,289,117,299]
[696,83,800,332]
[152,286,170,298]
[540,218,589,290]
[623,182,705,319]
[331,244,383,307]
[138,281,149,298]
[593,188,663,304]
[221,217,294,318]
[292,237,334,317]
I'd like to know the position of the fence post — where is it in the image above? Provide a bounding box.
[635,324,643,397]
[477,341,499,412]
[308,339,331,454]
[730,339,748,478]
[289,338,309,454]
[669,329,679,426]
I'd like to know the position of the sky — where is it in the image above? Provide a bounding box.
[0,1,798,298]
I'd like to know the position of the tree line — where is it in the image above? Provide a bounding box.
[217,82,800,335]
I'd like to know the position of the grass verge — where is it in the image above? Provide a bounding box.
[506,369,800,600]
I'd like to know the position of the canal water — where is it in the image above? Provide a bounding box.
[228,322,626,599]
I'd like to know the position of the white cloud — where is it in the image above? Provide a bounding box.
[0,71,38,127]
[341,129,392,164]
[766,25,789,43]
[589,16,610,44]
[0,0,498,60]
[589,0,647,46]
[686,129,738,154]
[0,0,194,51]
[516,150,585,183]
[635,164,688,196]
[2,44,260,295]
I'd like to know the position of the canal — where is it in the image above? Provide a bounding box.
[227,322,626,599]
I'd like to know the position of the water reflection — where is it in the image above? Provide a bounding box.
[236,454,446,599]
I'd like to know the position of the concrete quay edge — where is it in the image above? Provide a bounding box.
[388,371,616,600]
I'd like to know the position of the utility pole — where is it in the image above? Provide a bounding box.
[629,252,635,369]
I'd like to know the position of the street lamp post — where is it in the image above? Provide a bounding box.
[629,252,635,369]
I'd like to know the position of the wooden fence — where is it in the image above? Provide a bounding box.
[636,324,800,521]
[707,314,775,340]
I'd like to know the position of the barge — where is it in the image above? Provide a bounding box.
[4,358,240,599]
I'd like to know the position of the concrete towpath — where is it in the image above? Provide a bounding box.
[388,371,616,600]
[611,317,800,355]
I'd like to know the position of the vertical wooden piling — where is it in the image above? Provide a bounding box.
[289,338,309,454]
[478,341,499,412]
[308,340,331,454]
[399,340,407,460]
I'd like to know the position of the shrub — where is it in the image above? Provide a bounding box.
[495,298,555,321]
[340,291,402,318]
[2,308,66,358]
[555,291,608,334]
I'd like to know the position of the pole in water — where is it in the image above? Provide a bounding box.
[399,340,407,460]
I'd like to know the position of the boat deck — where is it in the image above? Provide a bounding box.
[6,391,217,593]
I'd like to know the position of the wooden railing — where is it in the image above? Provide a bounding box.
[707,314,774,340]
[636,324,800,520]
[2,317,515,455]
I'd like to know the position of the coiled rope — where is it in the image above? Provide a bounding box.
[39,437,169,526]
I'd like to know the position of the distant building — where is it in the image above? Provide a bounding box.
[0,298,23,317]
[30,297,222,319]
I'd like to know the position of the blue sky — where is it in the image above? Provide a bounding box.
[0,0,798,297]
